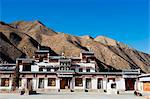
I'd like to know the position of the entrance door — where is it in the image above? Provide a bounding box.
[27,78,32,90]
[38,78,44,88]
[86,78,91,89]
[125,78,135,90]
[97,78,103,89]
[60,78,70,89]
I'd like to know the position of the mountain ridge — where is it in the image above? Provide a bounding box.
[0,20,150,73]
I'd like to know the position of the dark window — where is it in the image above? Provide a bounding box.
[54,68,57,71]
[47,68,51,71]
[85,78,91,89]
[60,62,64,66]
[75,78,83,86]
[1,78,9,87]
[23,64,31,71]
[48,78,56,86]
[39,68,43,71]
[86,58,91,63]
[97,78,103,89]
[79,68,83,72]
[108,78,115,82]
[60,67,64,70]
[68,62,71,65]
[86,68,90,72]
[111,83,116,89]
[38,78,44,88]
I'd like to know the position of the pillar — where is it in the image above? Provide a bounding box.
[19,65,23,72]
[9,78,12,90]
[32,78,37,90]
[83,78,86,89]
[56,78,60,90]
[22,78,27,89]
[135,79,139,91]
[116,78,125,91]
[44,78,48,89]
[71,77,75,90]
[92,77,97,89]
[103,77,107,90]
[0,78,1,86]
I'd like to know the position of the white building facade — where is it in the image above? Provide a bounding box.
[0,47,142,92]
[137,74,150,92]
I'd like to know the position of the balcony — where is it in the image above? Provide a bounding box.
[0,64,16,71]
[122,69,140,75]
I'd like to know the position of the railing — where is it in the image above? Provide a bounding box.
[0,64,16,71]
[0,66,15,71]
[122,69,140,75]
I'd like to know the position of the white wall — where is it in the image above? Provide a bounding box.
[31,65,39,72]
[83,68,86,73]
[116,78,125,90]
[32,78,37,90]
[139,77,150,81]
[70,77,74,89]
[56,78,60,89]
[76,63,95,68]
[22,78,27,89]
[103,78,107,90]
[90,69,95,72]
[92,78,97,89]
[137,82,143,91]
[51,69,55,72]
[19,65,23,72]
[107,80,114,90]
[44,78,48,89]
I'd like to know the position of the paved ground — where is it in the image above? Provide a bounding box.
[0,91,150,99]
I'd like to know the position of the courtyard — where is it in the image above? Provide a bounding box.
[0,91,150,99]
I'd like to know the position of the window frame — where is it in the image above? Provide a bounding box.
[75,78,83,87]
[86,68,90,72]
[79,68,83,72]
[48,78,56,86]
[1,78,9,87]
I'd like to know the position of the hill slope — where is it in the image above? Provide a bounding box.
[0,21,150,73]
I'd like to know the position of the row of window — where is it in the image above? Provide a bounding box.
[38,68,91,72]
[0,78,116,89]
[22,65,93,72]
[79,68,90,72]
[75,78,103,89]
[0,78,56,87]
[39,68,57,72]
[60,62,71,66]
[60,67,70,70]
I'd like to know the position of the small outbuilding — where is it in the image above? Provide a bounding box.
[137,74,150,91]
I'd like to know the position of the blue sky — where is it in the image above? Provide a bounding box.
[0,0,149,53]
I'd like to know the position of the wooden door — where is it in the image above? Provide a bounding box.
[86,78,91,89]
[143,82,150,91]
[60,79,66,89]
[125,78,135,90]
[27,78,32,90]
[38,78,44,88]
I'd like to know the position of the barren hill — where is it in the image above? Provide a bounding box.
[0,21,150,72]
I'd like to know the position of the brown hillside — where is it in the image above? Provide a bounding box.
[0,21,150,73]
